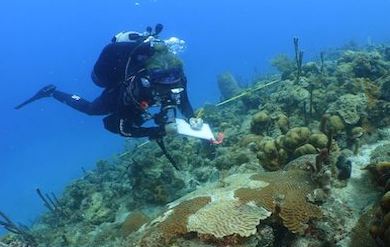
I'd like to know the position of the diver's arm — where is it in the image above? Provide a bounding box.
[121,126,165,139]
[119,120,165,139]
[177,78,194,119]
[52,88,116,116]
[103,114,165,139]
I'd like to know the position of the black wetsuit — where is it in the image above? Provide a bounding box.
[52,41,194,138]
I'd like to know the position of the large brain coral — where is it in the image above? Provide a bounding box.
[235,170,322,234]
[187,200,271,238]
[136,171,321,246]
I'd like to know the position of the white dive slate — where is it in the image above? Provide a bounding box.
[175,118,215,141]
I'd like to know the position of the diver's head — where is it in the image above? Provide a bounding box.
[144,46,185,87]
[112,31,145,43]
[111,24,164,43]
[148,68,184,86]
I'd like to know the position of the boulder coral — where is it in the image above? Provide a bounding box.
[257,137,288,171]
[370,191,390,246]
[309,133,329,149]
[281,127,311,151]
[293,143,317,157]
[328,115,345,133]
[250,111,271,135]
[276,113,289,134]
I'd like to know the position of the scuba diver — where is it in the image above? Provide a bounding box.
[15,24,203,140]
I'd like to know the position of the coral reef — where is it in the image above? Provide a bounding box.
[256,137,288,171]
[2,43,390,247]
[217,72,241,100]
[271,54,296,80]
[369,192,390,246]
[250,110,270,135]
[336,154,352,180]
[327,93,367,125]
[120,211,150,237]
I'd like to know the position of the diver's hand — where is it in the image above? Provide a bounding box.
[164,122,178,135]
[189,117,203,130]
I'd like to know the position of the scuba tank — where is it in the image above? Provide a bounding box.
[91,24,165,89]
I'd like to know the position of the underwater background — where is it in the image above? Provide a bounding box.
[1,0,390,244]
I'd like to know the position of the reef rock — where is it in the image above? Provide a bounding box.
[370,143,390,164]
[327,93,368,125]
[217,72,241,100]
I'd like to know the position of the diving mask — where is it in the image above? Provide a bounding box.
[149,68,184,85]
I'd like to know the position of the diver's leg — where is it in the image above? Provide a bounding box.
[52,88,116,116]
[16,84,115,116]
[52,90,97,115]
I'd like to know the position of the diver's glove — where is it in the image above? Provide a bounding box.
[189,117,203,130]
[164,122,178,135]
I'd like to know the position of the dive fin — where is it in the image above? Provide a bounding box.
[15,85,56,110]
[146,26,152,34]
[154,24,163,36]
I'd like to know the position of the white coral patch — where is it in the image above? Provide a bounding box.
[187,200,271,238]
[168,173,269,209]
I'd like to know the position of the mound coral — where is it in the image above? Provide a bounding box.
[276,113,289,134]
[309,133,329,149]
[294,143,317,157]
[257,137,288,171]
[250,111,271,135]
[370,191,390,246]
[281,127,311,151]
[365,161,390,187]
[328,115,346,133]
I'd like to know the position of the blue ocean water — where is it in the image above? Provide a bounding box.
[0,0,389,236]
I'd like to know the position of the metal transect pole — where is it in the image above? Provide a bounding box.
[216,79,281,107]
[119,140,150,158]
